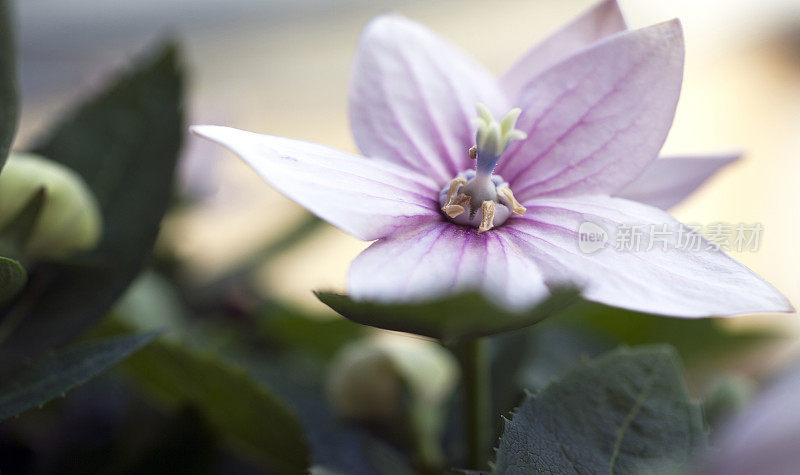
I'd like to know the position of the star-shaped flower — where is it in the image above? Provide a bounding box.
[192,0,790,317]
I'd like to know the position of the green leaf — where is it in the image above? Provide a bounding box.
[553,301,779,363]
[0,187,47,257]
[0,42,184,362]
[315,287,581,344]
[32,43,183,263]
[258,302,364,358]
[0,0,18,171]
[489,325,614,427]
[494,346,706,474]
[0,255,25,306]
[493,345,706,474]
[119,406,218,474]
[0,331,157,421]
[112,329,310,474]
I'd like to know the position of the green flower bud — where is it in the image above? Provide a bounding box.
[0,153,102,258]
[325,334,458,421]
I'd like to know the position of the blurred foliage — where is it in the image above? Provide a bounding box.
[0,0,16,171]
[701,374,757,430]
[554,301,780,364]
[0,3,184,437]
[118,405,219,474]
[97,268,419,474]
[257,302,365,359]
[486,303,779,428]
[316,287,581,344]
[102,319,310,474]
[0,42,184,364]
[0,256,24,306]
[0,0,792,472]
[0,187,46,259]
[0,332,157,422]
[493,345,706,474]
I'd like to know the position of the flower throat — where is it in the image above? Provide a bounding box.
[438,103,527,232]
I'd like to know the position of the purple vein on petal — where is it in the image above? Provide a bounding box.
[507,54,648,189]
[395,51,464,177]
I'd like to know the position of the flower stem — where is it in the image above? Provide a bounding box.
[456,337,491,469]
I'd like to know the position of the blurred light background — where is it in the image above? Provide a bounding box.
[11,0,800,367]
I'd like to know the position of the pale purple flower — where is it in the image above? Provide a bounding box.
[191,0,790,317]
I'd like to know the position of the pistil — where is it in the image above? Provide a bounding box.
[438,104,528,232]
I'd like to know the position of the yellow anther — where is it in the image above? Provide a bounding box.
[468,146,477,160]
[498,186,526,216]
[444,177,466,205]
[443,193,470,218]
[478,200,496,233]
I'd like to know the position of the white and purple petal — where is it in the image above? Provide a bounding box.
[501,195,791,317]
[191,125,442,241]
[500,0,627,103]
[616,153,739,210]
[349,15,509,185]
[348,221,550,310]
[496,21,684,200]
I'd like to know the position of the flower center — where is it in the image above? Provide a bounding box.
[438,104,527,232]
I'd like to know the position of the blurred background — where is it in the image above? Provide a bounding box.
[14,0,800,365]
[7,0,800,364]
[3,0,800,472]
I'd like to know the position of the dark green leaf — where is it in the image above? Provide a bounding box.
[258,302,364,358]
[553,301,779,363]
[0,42,184,362]
[0,0,17,171]
[120,406,218,475]
[244,351,415,475]
[0,331,157,421]
[493,345,706,475]
[315,287,581,344]
[490,325,614,423]
[32,43,183,263]
[0,255,25,306]
[113,332,310,474]
[0,187,46,258]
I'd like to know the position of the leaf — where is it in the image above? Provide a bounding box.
[0,187,47,257]
[119,406,218,475]
[244,352,415,475]
[0,331,157,422]
[257,302,364,358]
[0,255,25,306]
[112,330,311,474]
[32,43,183,263]
[315,287,581,344]
[0,0,18,171]
[553,301,779,363]
[493,345,706,475]
[489,325,614,425]
[0,42,184,363]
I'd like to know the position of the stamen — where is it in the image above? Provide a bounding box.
[444,177,466,205]
[498,186,526,216]
[478,201,496,233]
[437,104,528,231]
[443,194,470,218]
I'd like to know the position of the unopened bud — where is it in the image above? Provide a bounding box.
[326,334,458,421]
[0,153,102,258]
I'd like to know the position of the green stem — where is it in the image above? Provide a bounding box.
[457,337,491,470]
